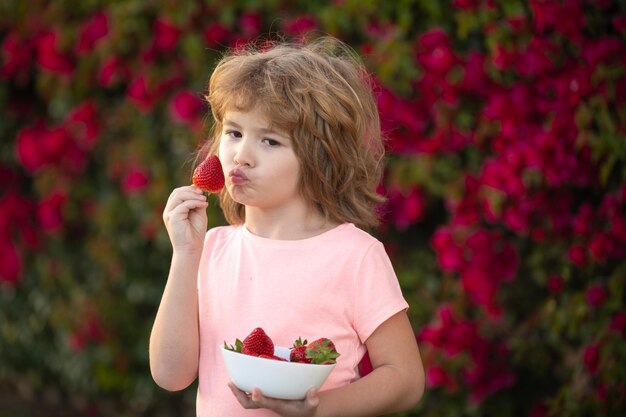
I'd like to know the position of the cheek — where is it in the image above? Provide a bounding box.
[218,140,230,163]
[277,158,301,188]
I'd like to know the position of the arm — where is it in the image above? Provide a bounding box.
[149,185,208,391]
[316,311,425,416]
[229,311,425,416]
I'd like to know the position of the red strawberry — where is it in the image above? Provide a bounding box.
[306,337,340,364]
[192,155,224,193]
[290,337,310,363]
[241,327,274,357]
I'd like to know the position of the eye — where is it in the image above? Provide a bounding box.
[262,138,281,146]
[225,130,242,138]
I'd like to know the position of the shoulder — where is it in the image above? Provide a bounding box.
[205,224,240,246]
[333,223,381,244]
[325,223,385,254]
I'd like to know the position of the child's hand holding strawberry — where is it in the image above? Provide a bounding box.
[163,155,224,255]
[163,185,209,255]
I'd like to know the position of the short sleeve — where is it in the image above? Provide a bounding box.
[352,242,409,343]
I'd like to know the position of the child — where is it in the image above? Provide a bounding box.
[150,35,425,416]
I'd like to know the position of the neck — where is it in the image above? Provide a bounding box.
[244,205,338,240]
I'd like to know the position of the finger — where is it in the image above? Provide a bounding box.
[165,188,207,209]
[228,382,258,409]
[166,185,206,202]
[167,199,208,219]
[305,388,320,408]
[171,185,205,199]
[165,202,208,226]
[250,388,291,411]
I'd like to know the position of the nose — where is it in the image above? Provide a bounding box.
[233,136,254,167]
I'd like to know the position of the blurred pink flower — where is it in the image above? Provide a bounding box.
[613,15,626,32]
[426,366,455,389]
[589,232,612,262]
[98,56,129,87]
[530,0,559,33]
[1,33,32,78]
[282,15,317,37]
[448,175,482,226]
[585,284,608,308]
[609,312,626,337]
[589,0,612,9]
[461,51,490,97]
[122,166,150,194]
[357,351,373,377]
[169,90,205,124]
[64,101,101,150]
[429,127,472,153]
[567,244,586,268]
[572,203,594,237]
[239,12,262,38]
[140,18,181,62]
[418,305,481,356]
[126,75,158,111]
[506,15,528,33]
[15,123,48,173]
[547,274,564,295]
[481,87,510,121]
[16,123,72,174]
[581,36,623,68]
[35,31,73,75]
[513,37,557,78]
[59,142,88,176]
[37,190,66,232]
[0,190,39,250]
[492,45,514,71]
[385,185,425,230]
[0,238,21,285]
[153,18,180,52]
[431,227,464,272]
[203,23,231,47]
[583,343,600,374]
[0,188,40,284]
[464,342,515,403]
[449,229,518,316]
[555,0,585,42]
[375,84,430,154]
[556,65,594,107]
[452,0,480,9]
[415,28,458,74]
[417,69,460,107]
[419,305,515,401]
[69,315,107,352]
[76,11,109,55]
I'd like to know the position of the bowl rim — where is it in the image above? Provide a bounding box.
[221,345,337,367]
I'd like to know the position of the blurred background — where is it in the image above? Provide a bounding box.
[1,0,625,416]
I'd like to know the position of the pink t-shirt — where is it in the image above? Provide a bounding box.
[196,223,409,416]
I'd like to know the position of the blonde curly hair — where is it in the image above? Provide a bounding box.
[200,36,385,229]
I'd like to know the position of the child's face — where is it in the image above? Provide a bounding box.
[218,106,304,213]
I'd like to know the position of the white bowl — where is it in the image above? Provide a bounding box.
[221,345,336,400]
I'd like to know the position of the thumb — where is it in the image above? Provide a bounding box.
[305,388,320,408]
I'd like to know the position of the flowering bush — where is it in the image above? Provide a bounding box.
[1,0,625,416]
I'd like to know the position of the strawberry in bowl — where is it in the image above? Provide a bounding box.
[222,328,339,400]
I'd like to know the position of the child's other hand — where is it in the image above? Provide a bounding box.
[163,185,208,254]
[228,382,319,417]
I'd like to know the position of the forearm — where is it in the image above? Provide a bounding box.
[149,251,201,391]
[315,363,424,417]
